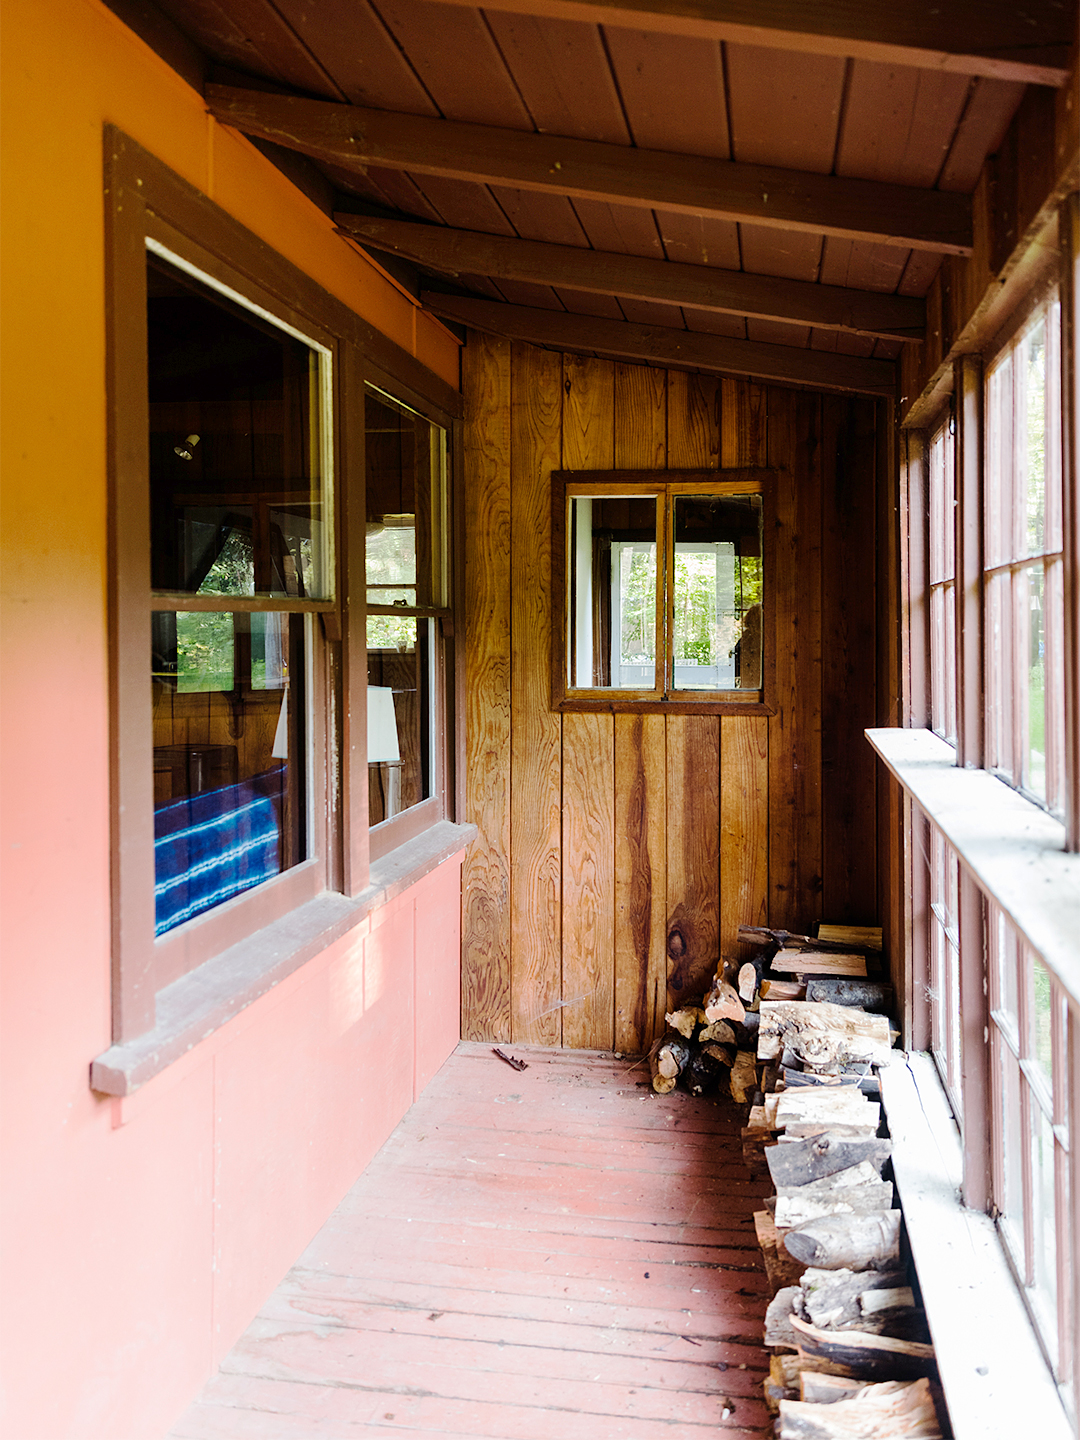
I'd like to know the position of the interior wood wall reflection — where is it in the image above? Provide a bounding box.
[462,336,883,1051]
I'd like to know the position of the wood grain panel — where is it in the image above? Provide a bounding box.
[614,714,667,1052]
[562,712,616,1049]
[614,363,667,469]
[665,715,720,1006]
[462,332,513,1040]
[665,370,720,468]
[510,343,564,1044]
[767,387,824,931]
[720,378,767,466]
[719,714,769,961]
[821,396,878,922]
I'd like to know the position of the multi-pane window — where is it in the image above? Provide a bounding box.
[365,389,450,850]
[928,416,957,743]
[988,903,1073,1384]
[985,296,1065,814]
[554,474,765,704]
[929,827,963,1112]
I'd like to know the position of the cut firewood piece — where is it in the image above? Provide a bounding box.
[703,1041,737,1066]
[806,978,894,1013]
[800,1266,908,1330]
[784,1210,902,1271]
[773,951,868,978]
[685,1045,725,1096]
[774,1087,879,1131]
[664,1004,706,1039]
[779,1377,941,1438]
[817,924,883,952]
[759,1001,894,1066]
[781,1067,880,1098]
[775,1176,895,1230]
[699,1018,736,1045]
[767,1133,892,1190]
[704,974,746,1024]
[729,1049,758,1104]
[784,1121,881,1140]
[798,1372,872,1403]
[761,978,807,1001]
[647,1030,689,1093]
[740,926,872,956]
[765,1285,804,1348]
[755,1210,808,1293]
[860,1286,915,1315]
[737,1009,760,1047]
[738,958,763,1002]
[791,1315,938,1380]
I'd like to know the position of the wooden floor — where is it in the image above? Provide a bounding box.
[169,1044,773,1439]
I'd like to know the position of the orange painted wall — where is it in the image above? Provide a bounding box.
[0,2,463,1437]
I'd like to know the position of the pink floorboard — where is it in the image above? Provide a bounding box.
[168,1044,773,1439]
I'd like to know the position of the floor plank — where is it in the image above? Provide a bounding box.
[169,1044,772,1439]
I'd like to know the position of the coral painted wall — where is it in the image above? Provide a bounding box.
[0,3,463,1437]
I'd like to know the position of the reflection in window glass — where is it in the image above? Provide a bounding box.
[673,495,762,691]
[367,616,432,827]
[365,389,446,609]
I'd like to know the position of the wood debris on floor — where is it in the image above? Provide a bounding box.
[168,1044,774,1439]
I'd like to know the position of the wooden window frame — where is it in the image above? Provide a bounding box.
[550,467,776,716]
[927,412,958,745]
[105,129,462,1046]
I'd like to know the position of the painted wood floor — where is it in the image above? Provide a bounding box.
[169,1043,773,1440]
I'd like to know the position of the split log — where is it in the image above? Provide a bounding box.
[770,1353,857,1413]
[755,1210,808,1293]
[737,1009,760,1047]
[775,1171,894,1229]
[759,1001,894,1067]
[729,1049,758,1104]
[784,1210,902,1270]
[817,924,883,952]
[738,957,764,1002]
[774,1088,879,1131]
[784,1121,881,1140]
[665,1004,705,1039]
[704,974,746,1025]
[806,978,894,1013]
[761,979,807,1001]
[740,926,872,956]
[773,952,868,978]
[647,1030,691,1093]
[800,1266,908,1330]
[685,1046,725,1096]
[860,1286,915,1316]
[766,1133,892,1190]
[765,1285,804,1348]
[791,1315,938,1381]
[699,1018,736,1046]
[703,1041,737,1066]
[799,1373,870,1402]
[779,1378,941,1437]
[782,1067,880,1098]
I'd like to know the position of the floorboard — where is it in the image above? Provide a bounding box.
[168,1044,772,1439]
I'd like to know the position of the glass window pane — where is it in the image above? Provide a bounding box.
[999,1044,1026,1263]
[367,615,433,825]
[672,494,763,692]
[1031,956,1054,1090]
[147,257,329,600]
[1031,1102,1057,1329]
[152,611,306,935]
[985,354,1012,569]
[567,495,659,690]
[1024,562,1046,801]
[1022,318,1047,557]
[365,390,447,609]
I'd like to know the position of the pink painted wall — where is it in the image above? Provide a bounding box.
[0,3,464,1437]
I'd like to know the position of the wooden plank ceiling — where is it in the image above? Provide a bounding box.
[143,0,1068,393]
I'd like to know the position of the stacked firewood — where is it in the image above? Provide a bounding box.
[724,923,947,1440]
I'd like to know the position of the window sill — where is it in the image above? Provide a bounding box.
[880,1053,1071,1440]
[90,820,477,1096]
[556,698,775,717]
[866,727,1080,999]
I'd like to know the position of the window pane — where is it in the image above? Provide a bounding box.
[152,611,306,935]
[367,615,433,824]
[147,258,329,600]
[567,495,659,690]
[1031,956,1054,1092]
[1023,562,1046,801]
[1031,1102,1057,1332]
[672,494,763,691]
[985,570,1010,776]
[999,1044,1026,1262]
[1022,318,1047,557]
[365,390,447,609]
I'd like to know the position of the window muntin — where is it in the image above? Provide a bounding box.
[560,477,764,703]
[984,297,1064,814]
[365,389,449,837]
[929,827,963,1113]
[148,256,331,937]
[928,417,957,743]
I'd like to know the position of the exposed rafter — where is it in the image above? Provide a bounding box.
[206,85,973,256]
[336,214,924,341]
[412,0,1072,87]
[420,292,896,395]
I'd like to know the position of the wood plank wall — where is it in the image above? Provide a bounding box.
[462,338,885,1051]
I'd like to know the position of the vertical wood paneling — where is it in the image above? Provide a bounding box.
[666,370,720,468]
[720,715,769,960]
[510,343,563,1044]
[665,715,720,1006]
[767,388,824,930]
[721,378,768,466]
[612,364,667,1051]
[561,355,616,1048]
[461,333,512,1039]
[821,396,878,922]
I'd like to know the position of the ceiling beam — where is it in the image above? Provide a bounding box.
[206,85,972,255]
[413,0,1072,87]
[420,292,896,395]
[336,214,925,341]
